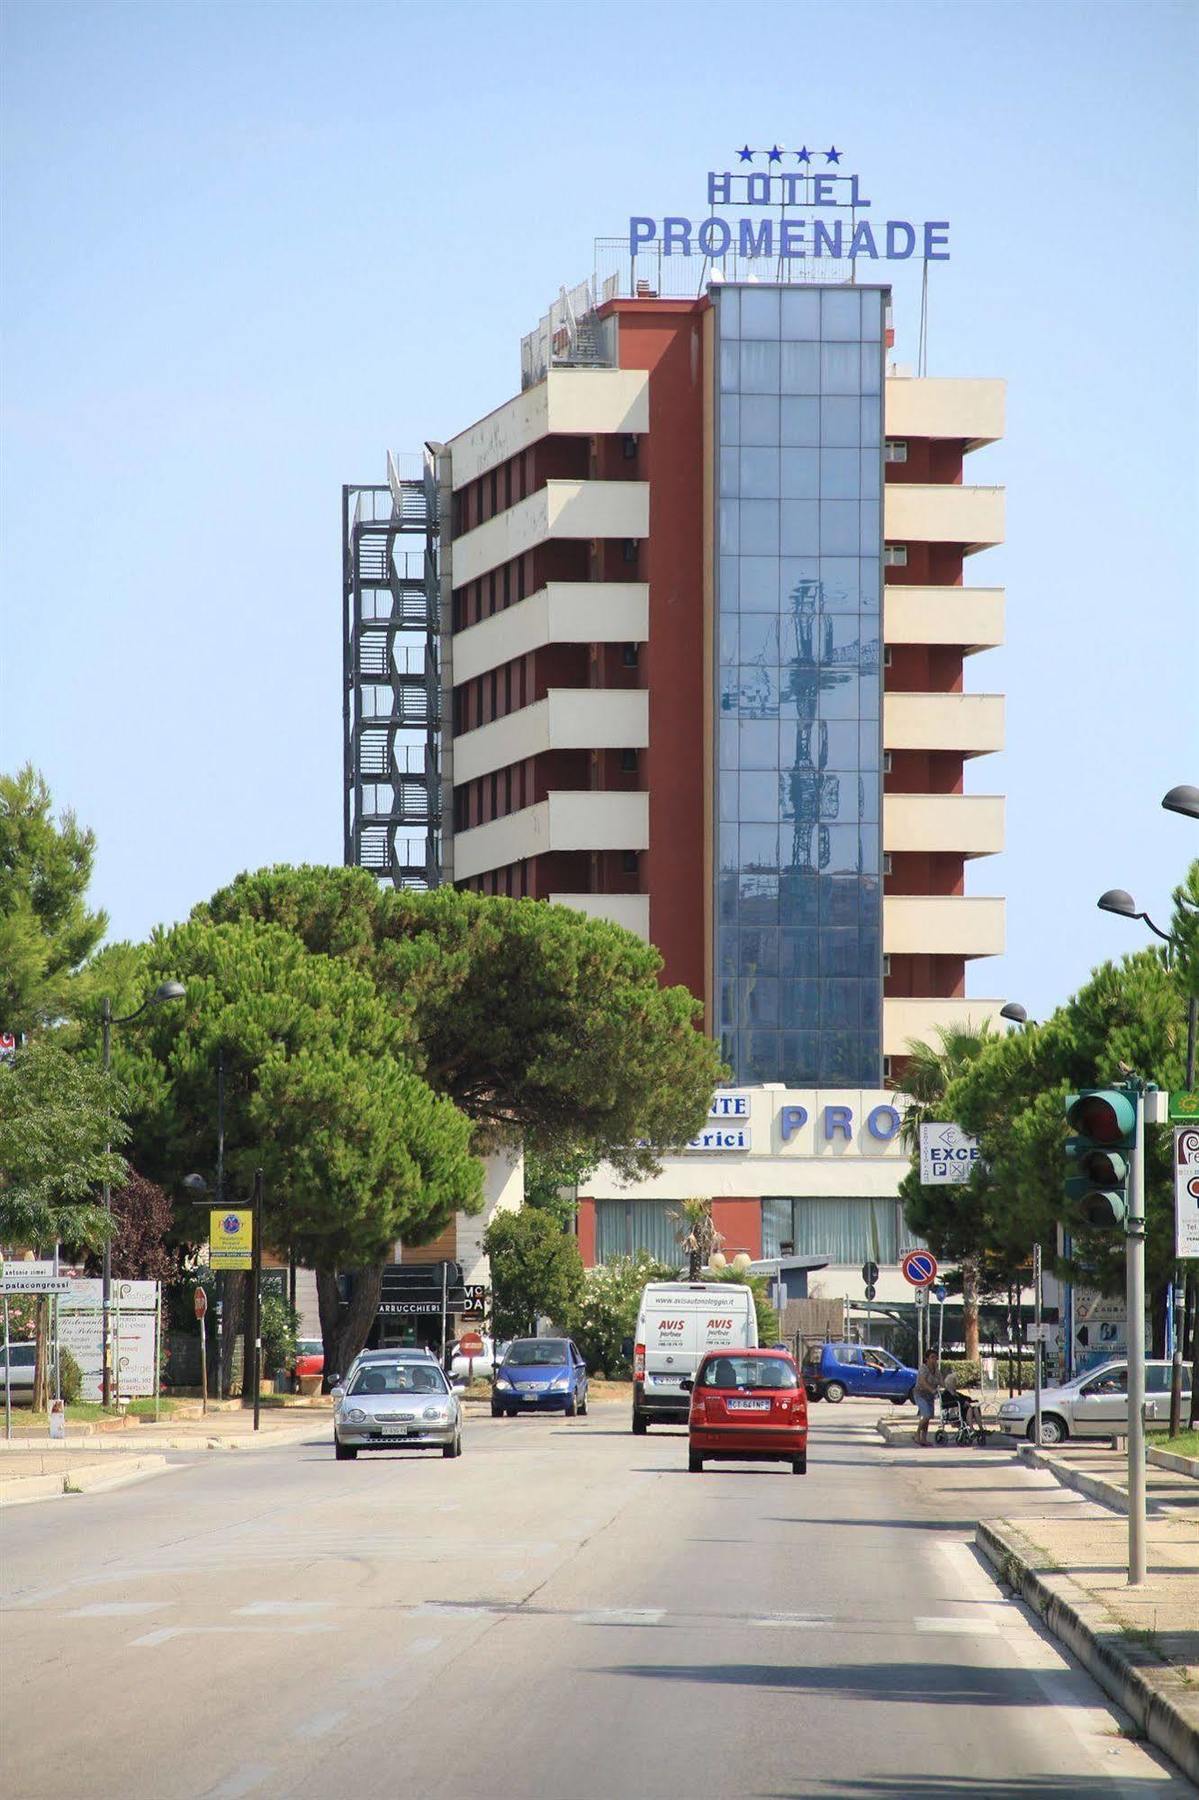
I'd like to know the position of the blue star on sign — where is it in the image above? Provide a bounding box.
[795,146,812,164]
[825,145,842,163]
[737,144,754,162]
[768,144,784,163]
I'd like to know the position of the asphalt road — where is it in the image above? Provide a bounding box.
[2,1403,1190,1799]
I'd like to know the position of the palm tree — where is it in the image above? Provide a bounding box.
[669,1198,724,1280]
[898,1023,998,1361]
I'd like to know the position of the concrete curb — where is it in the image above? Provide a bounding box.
[1149,1446,1199,1479]
[874,1418,1019,1451]
[0,1454,174,1508]
[1019,1446,1128,1512]
[976,1517,1199,1786]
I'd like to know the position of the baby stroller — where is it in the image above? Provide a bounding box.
[935,1387,989,1447]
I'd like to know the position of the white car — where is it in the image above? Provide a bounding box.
[997,1358,1191,1444]
[0,1343,36,1405]
[449,1336,506,1382]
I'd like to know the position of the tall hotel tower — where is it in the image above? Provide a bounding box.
[437,279,1005,1089]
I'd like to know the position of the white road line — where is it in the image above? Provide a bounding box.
[130,1622,338,1648]
[292,1708,349,1742]
[202,1763,274,1800]
[64,1601,175,1618]
[571,1608,666,1626]
[747,1615,830,1629]
[234,1600,333,1616]
[407,1636,443,1655]
[914,1616,1001,1634]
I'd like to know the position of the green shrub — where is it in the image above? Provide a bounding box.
[59,1347,83,1404]
[259,1293,298,1375]
[570,1253,676,1376]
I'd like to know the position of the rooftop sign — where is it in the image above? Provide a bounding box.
[629,144,949,265]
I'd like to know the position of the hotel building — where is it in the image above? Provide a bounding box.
[344,262,1007,1299]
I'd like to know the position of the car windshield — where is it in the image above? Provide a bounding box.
[347,1364,448,1397]
[700,1356,797,1391]
[505,1340,568,1366]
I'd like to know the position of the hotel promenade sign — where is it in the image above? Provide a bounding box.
[629,143,949,264]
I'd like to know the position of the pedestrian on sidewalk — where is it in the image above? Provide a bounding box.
[913,1350,939,1446]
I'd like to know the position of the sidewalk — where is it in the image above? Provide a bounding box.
[1020,1443,1199,1518]
[0,1405,329,1505]
[977,1509,1199,1785]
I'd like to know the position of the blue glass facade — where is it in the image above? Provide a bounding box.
[714,283,886,1087]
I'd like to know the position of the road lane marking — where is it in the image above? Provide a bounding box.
[747,1615,829,1629]
[572,1608,666,1627]
[203,1763,274,1799]
[914,1615,1001,1634]
[293,1708,349,1741]
[64,1601,175,1617]
[407,1635,443,1655]
[130,1622,338,1647]
[234,1600,334,1616]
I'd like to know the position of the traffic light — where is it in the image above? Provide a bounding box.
[1064,1089,1135,1229]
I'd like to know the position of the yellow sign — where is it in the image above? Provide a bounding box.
[209,1209,253,1271]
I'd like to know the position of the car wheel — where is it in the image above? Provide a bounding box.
[334,1440,357,1461]
[563,1392,578,1418]
[688,1451,704,1473]
[823,1381,846,1405]
[490,1404,503,1418]
[791,1456,807,1475]
[632,1411,648,1435]
[1029,1415,1067,1446]
[578,1395,588,1416]
[443,1432,462,1459]
[890,1394,909,1407]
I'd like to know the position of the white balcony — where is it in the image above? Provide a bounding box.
[884,896,1005,959]
[884,484,1004,554]
[454,480,650,588]
[884,377,1004,449]
[884,997,1008,1058]
[448,369,650,489]
[453,582,649,687]
[884,586,1004,656]
[883,794,1004,858]
[454,689,649,786]
[453,790,649,882]
[884,692,1004,757]
[549,893,650,940]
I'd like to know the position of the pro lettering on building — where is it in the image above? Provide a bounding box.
[629,148,950,264]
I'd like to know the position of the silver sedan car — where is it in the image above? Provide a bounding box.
[333,1357,462,1461]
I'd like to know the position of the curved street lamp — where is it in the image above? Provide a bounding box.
[999,1002,1030,1026]
[1162,785,1199,821]
[100,980,185,1406]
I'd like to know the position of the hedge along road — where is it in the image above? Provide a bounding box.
[1,1404,1189,1799]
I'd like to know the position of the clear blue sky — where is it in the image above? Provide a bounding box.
[3,0,1196,1023]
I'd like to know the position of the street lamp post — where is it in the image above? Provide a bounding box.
[1098,865,1198,1437]
[100,981,185,1407]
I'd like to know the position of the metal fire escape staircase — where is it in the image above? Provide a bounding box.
[342,454,441,886]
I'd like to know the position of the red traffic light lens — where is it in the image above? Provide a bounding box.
[1073,1097,1122,1143]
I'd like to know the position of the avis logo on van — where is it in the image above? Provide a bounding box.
[657,1320,686,1333]
[707,1319,734,1330]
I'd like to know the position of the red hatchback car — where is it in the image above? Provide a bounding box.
[686,1348,808,1475]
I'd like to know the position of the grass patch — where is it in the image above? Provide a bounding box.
[1162,1429,1199,1458]
[17,1397,180,1427]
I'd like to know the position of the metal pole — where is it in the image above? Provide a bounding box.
[1033,1243,1043,1449]
[215,1049,225,1400]
[440,1261,449,1368]
[200,1300,208,1416]
[154,1286,161,1423]
[3,1288,11,1442]
[1172,995,1197,1434]
[1127,1085,1147,1586]
[101,997,112,1408]
[251,1170,263,1432]
[937,1287,945,1364]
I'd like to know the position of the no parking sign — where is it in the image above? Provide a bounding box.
[901,1250,938,1288]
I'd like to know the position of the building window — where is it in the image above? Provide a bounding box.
[883,647,892,667]
[883,544,908,567]
[622,643,639,667]
[622,850,639,873]
[595,1200,679,1265]
[763,1197,901,1264]
[883,954,891,977]
[622,539,639,565]
[883,853,892,876]
[883,751,892,774]
[885,439,909,464]
[620,748,639,773]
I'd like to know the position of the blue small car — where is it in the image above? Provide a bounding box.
[492,1337,589,1418]
[803,1341,917,1406]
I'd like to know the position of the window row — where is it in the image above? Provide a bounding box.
[717,975,882,1033]
[719,555,882,614]
[454,655,533,734]
[720,499,882,559]
[719,673,882,732]
[718,821,882,877]
[716,870,880,930]
[453,551,535,633]
[719,717,883,772]
[762,1197,903,1265]
[720,1027,881,1086]
[718,921,880,979]
[720,612,881,665]
[721,445,881,503]
[718,284,885,344]
[719,393,881,447]
[719,768,879,826]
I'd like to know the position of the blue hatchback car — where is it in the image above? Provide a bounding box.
[803,1341,917,1406]
[492,1337,589,1418]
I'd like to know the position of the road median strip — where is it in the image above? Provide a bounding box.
[976,1516,1199,1786]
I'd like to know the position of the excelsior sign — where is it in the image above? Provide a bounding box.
[630,144,950,264]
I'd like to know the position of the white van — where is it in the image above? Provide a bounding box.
[632,1281,758,1432]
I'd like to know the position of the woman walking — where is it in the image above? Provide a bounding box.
[913,1350,940,1447]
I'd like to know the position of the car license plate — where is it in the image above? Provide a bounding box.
[381,1423,411,1436]
[727,1398,770,1412]
[521,1393,539,1402]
